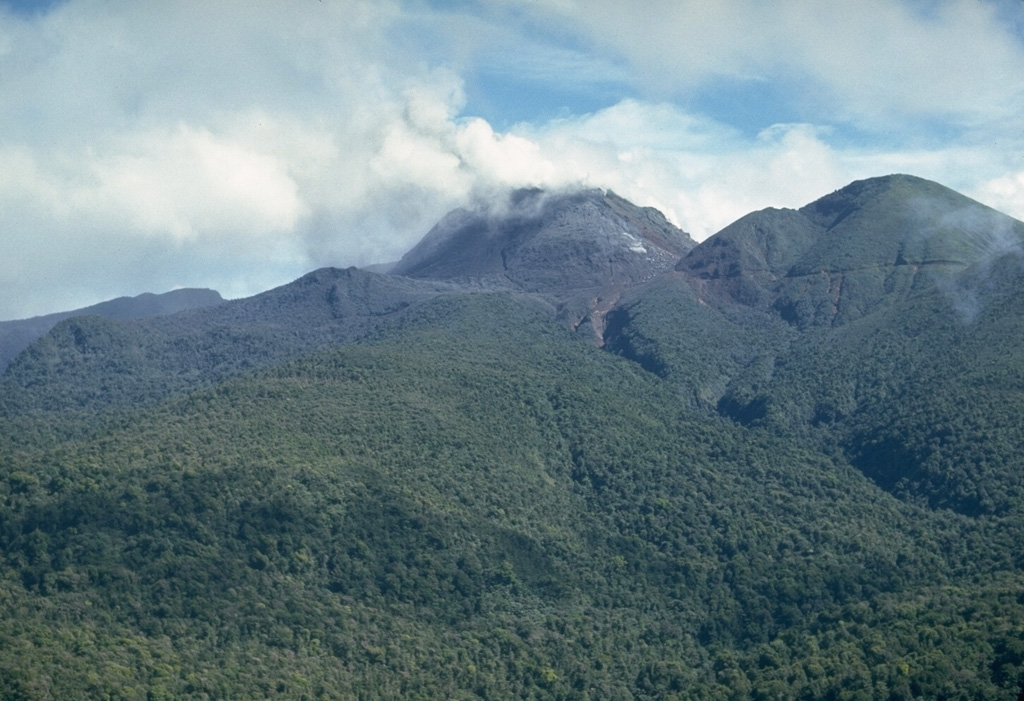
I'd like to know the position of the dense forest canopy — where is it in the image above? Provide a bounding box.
[2,176,1023,699]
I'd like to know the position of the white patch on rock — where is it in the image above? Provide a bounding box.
[621,231,647,254]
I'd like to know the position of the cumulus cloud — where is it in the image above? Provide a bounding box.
[972,172,1024,225]
[83,124,307,241]
[504,0,1024,128]
[1,0,1023,320]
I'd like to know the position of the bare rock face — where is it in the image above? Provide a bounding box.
[392,188,695,340]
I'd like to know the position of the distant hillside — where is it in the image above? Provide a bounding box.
[0,288,224,373]
[0,268,459,413]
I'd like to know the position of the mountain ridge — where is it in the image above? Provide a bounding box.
[7,174,1023,415]
[0,267,466,413]
[2,174,1024,696]
[680,173,1024,327]
[0,288,224,374]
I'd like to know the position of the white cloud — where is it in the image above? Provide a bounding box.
[972,172,1024,223]
[455,119,561,188]
[514,108,848,238]
[511,0,1024,128]
[82,124,308,241]
[1,0,1023,320]
[498,101,1024,240]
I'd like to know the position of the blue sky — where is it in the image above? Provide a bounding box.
[1,0,1023,319]
[0,0,60,14]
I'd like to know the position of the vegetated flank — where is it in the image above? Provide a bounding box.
[1,176,1024,699]
[0,288,224,374]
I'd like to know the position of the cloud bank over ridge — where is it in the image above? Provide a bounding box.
[1,0,1023,319]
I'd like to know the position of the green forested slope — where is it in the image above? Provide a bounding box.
[699,251,1024,520]
[0,288,225,374]
[610,177,1024,524]
[2,293,1023,699]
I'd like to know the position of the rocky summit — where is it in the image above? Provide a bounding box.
[393,188,695,340]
